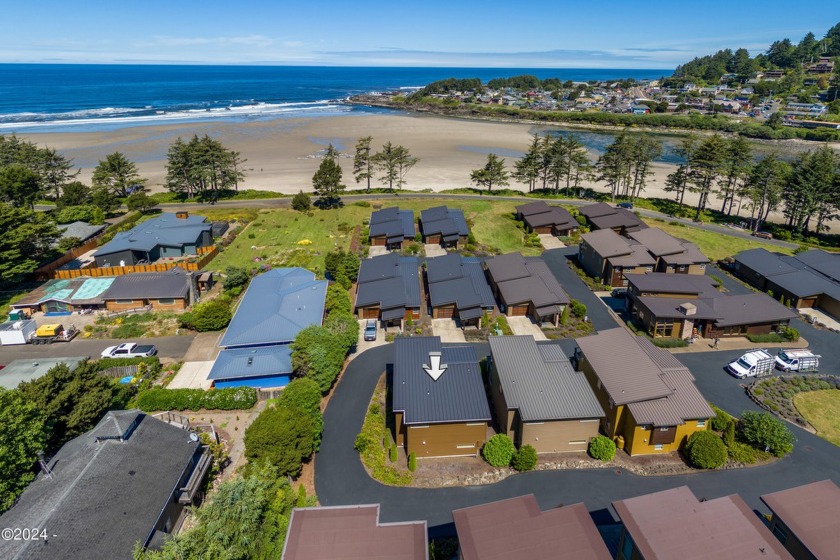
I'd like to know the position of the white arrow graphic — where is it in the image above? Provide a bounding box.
[423,351,448,381]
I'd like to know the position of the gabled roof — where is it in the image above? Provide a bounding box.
[56,221,106,242]
[489,336,603,422]
[94,212,210,256]
[733,248,799,277]
[355,254,421,310]
[426,254,495,312]
[281,504,428,560]
[626,272,719,297]
[208,346,293,380]
[392,337,491,425]
[627,228,686,256]
[761,480,840,560]
[582,204,647,232]
[102,267,190,300]
[0,411,202,560]
[420,206,469,238]
[579,202,617,218]
[453,495,612,560]
[219,268,327,347]
[484,252,530,282]
[369,207,415,240]
[580,229,634,258]
[659,242,709,265]
[12,276,116,307]
[516,201,577,230]
[486,254,569,309]
[609,244,658,268]
[613,486,793,560]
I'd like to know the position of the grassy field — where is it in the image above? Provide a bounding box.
[209,198,537,273]
[644,218,794,262]
[793,390,840,447]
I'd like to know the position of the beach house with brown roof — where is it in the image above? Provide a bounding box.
[574,328,713,456]
[761,480,840,560]
[626,228,709,274]
[488,336,604,453]
[425,254,496,326]
[453,494,612,560]
[281,504,428,560]
[578,229,656,287]
[484,253,569,326]
[515,201,578,236]
[419,206,469,248]
[613,486,793,560]
[368,207,415,249]
[579,202,647,235]
[354,253,421,329]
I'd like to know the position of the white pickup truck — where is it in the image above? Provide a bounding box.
[101,342,158,359]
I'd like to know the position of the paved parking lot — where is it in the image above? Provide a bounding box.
[431,318,466,343]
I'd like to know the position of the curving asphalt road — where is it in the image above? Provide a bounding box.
[315,249,839,533]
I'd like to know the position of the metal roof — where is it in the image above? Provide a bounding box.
[420,206,469,238]
[94,212,210,256]
[659,242,709,265]
[767,269,840,299]
[426,255,495,312]
[369,207,415,240]
[586,208,647,232]
[627,228,686,256]
[733,248,799,277]
[486,254,569,308]
[219,268,327,347]
[0,411,202,560]
[0,357,87,389]
[707,293,798,327]
[609,245,657,268]
[626,273,719,296]
[102,267,190,300]
[453,495,612,560]
[392,337,491,425]
[489,336,604,422]
[208,346,293,380]
[794,249,840,282]
[56,221,106,242]
[580,229,634,258]
[579,202,617,218]
[613,487,793,560]
[485,252,530,282]
[516,201,577,230]
[627,369,714,426]
[761,480,840,560]
[355,255,421,310]
[635,296,720,321]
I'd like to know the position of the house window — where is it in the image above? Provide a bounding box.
[580,419,598,423]
[527,422,545,426]
[456,444,475,449]
[645,266,653,272]
[678,265,687,272]
[158,298,176,305]
[410,425,429,429]
[466,422,485,426]
[697,420,706,428]
[772,523,788,544]
[654,444,664,450]
[114,299,135,304]
[620,532,635,560]
[569,440,587,445]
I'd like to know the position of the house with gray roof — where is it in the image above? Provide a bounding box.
[419,206,469,247]
[55,221,106,245]
[354,253,421,329]
[93,212,212,267]
[485,253,570,326]
[574,328,713,456]
[0,410,212,559]
[731,248,840,319]
[579,202,647,234]
[392,336,491,458]
[209,268,327,389]
[488,336,603,454]
[101,266,193,312]
[11,276,117,315]
[425,254,495,326]
[516,201,578,236]
[627,228,709,274]
[0,357,88,389]
[368,207,415,249]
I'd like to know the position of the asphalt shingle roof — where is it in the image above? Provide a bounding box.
[355,254,421,310]
[420,206,469,238]
[219,268,327,347]
[369,207,415,240]
[208,346,293,380]
[706,293,797,327]
[94,212,210,256]
[489,336,604,422]
[392,337,491,425]
[102,267,190,300]
[56,221,106,242]
[0,411,201,560]
[426,254,495,312]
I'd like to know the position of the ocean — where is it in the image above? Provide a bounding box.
[0,64,670,132]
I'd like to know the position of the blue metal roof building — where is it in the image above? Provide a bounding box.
[209,268,327,389]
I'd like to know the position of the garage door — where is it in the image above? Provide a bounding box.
[509,305,528,316]
[436,307,455,319]
[362,308,379,319]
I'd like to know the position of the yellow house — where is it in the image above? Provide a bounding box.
[574,328,713,456]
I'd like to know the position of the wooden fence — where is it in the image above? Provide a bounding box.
[50,246,219,280]
[34,235,104,281]
[99,365,140,379]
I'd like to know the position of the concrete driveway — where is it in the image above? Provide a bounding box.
[431,318,466,343]
[506,316,547,340]
[538,234,565,250]
[181,332,222,362]
[353,319,388,355]
[424,244,447,258]
[0,335,196,364]
[167,360,214,389]
[368,246,389,258]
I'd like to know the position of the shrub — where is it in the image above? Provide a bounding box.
[354,433,372,452]
[570,299,587,318]
[651,337,689,348]
[55,204,98,224]
[185,299,232,332]
[511,444,538,472]
[389,443,397,463]
[325,284,352,316]
[244,405,315,477]
[248,232,256,239]
[559,305,570,326]
[408,452,417,472]
[781,326,799,342]
[723,420,735,447]
[727,441,762,464]
[482,434,515,467]
[111,322,146,339]
[739,410,796,457]
[710,404,734,432]
[325,249,361,282]
[276,378,324,449]
[223,266,251,291]
[291,190,311,212]
[588,436,616,461]
[135,387,257,411]
[685,431,728,469]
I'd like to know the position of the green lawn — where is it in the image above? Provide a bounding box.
[793,390,840,447]
[209,198,537,273]
[644,218,794,262]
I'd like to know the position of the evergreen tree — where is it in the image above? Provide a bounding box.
[311,144,345,208]
[92,152,144,198]
[352,136,373,190]
[687,134,727,220]
[513,134,541,192]
[470,153,509,192]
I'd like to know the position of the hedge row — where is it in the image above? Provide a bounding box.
[135,387,257,411]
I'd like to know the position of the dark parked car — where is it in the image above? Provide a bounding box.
[364,319,377,341]
[611,287,628,298]
[617,202,633,209]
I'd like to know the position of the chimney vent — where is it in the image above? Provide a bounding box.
[679,302,697,316]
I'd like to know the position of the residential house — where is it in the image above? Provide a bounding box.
[0,357,87,389]
[425,253,495,326]
[807,57,835,74]
[574,328,713,456]
[209,268,327,389]
[368,207,415,249]
[11,276,118,314]
[488,336,604,453]
[627,273,796,339]
[392,337,491,458]
[93,212,212,267]
[453,494,612,560]
[354,253,421,329]
[579,203,648,234]
[419,206,469,248]
[627,229,709,274]
[613,486,793,560]
[56,221,106,245]
[761,480,839,560]
[485,253,569,326]
[515,201,578,236]
[731,248,840,318]
[0,410,212,559]
[101,267,193,312]
[578,229,656,287]
[631,104,651,115]
[281,504,428,560]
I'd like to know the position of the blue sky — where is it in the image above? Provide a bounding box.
[1,1,835,68]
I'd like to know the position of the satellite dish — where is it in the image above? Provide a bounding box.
[189,433,199,442]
